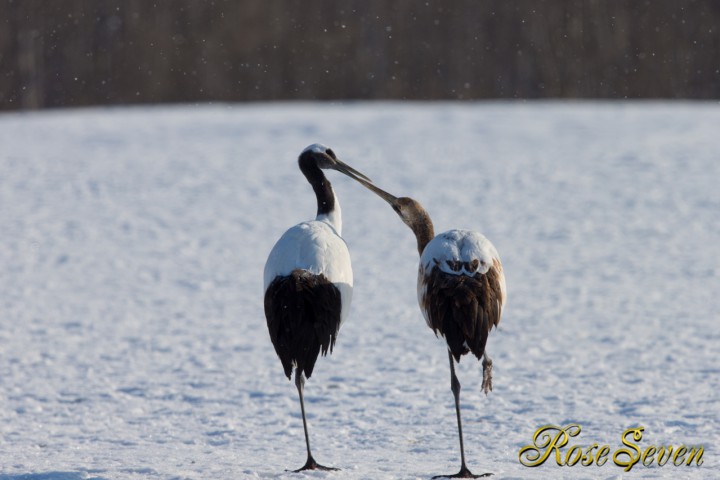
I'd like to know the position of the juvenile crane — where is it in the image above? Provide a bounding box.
[352,179,506,478]
[263,144,372,472]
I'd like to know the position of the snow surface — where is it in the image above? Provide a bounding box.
[1,102,718,479]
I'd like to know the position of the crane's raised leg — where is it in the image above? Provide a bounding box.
[292,367,339,472]
[432,352,491,479]
[481,353,493,395]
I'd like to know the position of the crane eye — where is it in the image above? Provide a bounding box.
[325,148,336,159]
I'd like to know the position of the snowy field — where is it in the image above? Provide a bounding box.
[1,102,719,480]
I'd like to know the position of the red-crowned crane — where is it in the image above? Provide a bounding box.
[263,144,372,472]
[352,179,506,478]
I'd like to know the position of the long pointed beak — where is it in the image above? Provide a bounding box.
[332,158,373,184]
[356,178,398,206]
[329,155,399,206]
[336,162,399,206]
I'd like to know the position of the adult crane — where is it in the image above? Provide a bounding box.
[263,144,372,472]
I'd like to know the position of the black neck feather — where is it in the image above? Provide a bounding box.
[299,154,335,217]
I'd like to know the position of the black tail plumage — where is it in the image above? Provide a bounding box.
[264,269,342,379]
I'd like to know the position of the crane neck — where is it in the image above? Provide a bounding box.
[409,210,435,257]
[299,158,342,234]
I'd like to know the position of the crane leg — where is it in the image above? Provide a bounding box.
[481,353,493,395]
[291,367,339,472]
[432,352,492,479]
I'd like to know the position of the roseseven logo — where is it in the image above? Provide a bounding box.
[519,424,704,471]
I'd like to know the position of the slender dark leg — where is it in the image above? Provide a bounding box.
[432,352,492,479]
[291,367,338,472]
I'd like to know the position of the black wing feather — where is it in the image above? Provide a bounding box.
[264,269,342,379]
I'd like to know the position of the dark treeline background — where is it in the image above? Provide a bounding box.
[1,0,719,110]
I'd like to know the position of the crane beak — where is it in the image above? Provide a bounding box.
[341,170,399,206]
[328,155,399,206]
[331,158,373,184]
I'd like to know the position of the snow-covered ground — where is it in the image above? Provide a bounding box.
[1,102,718,480]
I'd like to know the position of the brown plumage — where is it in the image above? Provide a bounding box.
[421,259,504,363]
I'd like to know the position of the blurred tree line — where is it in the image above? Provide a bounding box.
[1,0,719,110]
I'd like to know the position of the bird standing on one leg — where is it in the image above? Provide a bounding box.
[263,144,372,472]
[348,179,506,478]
